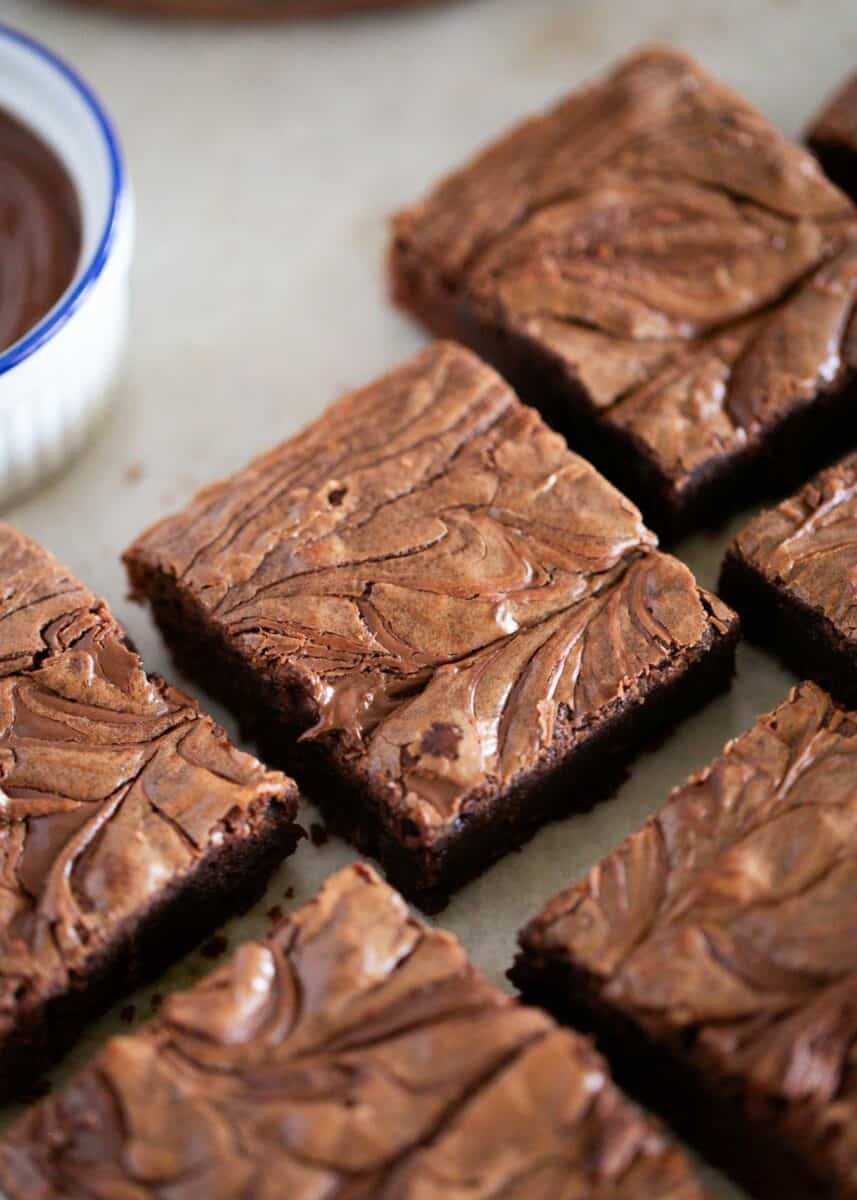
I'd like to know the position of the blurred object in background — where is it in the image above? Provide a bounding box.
[68,0,448,19]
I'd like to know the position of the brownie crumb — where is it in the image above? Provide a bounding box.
[201,934,229,960]
[266,905,284,925]
[150,993,163,1013]
[284,885,295,900]
[123,462,143,484]
[310,822,329,847]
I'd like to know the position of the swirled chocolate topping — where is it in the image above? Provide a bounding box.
[0,108,81,354]
[518,681,857,1195]
[731,451,857,638]
[0,525,299,1099]
[391,47,857,538]
[125,342,735,865]
[0,864,704,1199]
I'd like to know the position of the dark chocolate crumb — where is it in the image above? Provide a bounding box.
[201,933,229,960]
[150,992,164,1013]
[119,1004,136,1025]
[266,905,284,925]
[310,822,329,847]
[284,885,295,900]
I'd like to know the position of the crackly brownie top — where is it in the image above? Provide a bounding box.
[730,451,857,639]
[0,525,297,1035]
[809,70,857,152]
[521,680,857,1184]
[127,342,732,838]
[394,47,857,487]
[0,864,704,1200]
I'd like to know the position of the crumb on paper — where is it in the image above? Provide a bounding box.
[123,462,144,484]
[310,822,329,847]
[266,904,284,925]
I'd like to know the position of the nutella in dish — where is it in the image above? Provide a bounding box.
[0,107,81,353]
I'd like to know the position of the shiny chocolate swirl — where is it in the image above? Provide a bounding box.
[126,342,734,838]
[393,48,857,486]
[0,107,81,354]
[0,865,704,1199]
[521,681,857,1192]
[0,526,297,1048]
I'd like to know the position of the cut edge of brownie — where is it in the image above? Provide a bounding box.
[389,241,857,544]
[719,545,856,706]
[0,790,301,1105]
[509,945,830,1200]
[125,548,739,911]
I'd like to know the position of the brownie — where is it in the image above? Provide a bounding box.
[513,680,857,1200]
[0,525,300,1103]
[124,341,738,909]
[391,46,857,542]
[0,863,705,1200]
[720,452,857,707]
[808,70,857,201]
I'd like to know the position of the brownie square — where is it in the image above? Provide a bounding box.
[0,863,706,1200]
[808,70,857,202]
[125,342,738,909]
[391,47,857,541]
[720,452,857,706]
[514,681,857,1200]
[0,525,300,1103]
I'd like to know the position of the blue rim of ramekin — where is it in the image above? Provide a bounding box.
[0,22,126,378]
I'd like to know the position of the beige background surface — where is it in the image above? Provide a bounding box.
[2,0,856,1194]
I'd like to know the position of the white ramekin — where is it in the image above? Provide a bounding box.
[0,23,134,509]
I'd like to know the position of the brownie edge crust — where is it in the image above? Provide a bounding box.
[124,341,738,909]
[0,864,706,1200]
[513,681,857,1200]
[0,525,301,1103]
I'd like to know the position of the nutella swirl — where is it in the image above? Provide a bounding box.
[0,107,81,354]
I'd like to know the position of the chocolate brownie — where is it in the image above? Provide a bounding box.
[391,47,857,542]
[0,864,705,1200]
[513,681,857,1200]
[124,341,738,909]
[0,525,300,1103]
[808,70,857,201]
[73,0,441,18]
[720,452,857,707]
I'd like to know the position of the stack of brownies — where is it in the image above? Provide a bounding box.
[3,45,857,1200]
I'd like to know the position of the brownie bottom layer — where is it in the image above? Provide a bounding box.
[719,549,857,707]
[510,953,833,1200]
[126,559,738,911]
[0,805,300,1106]
[390,250,857,544]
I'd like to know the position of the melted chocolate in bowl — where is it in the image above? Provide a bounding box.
[0,107,81,355]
